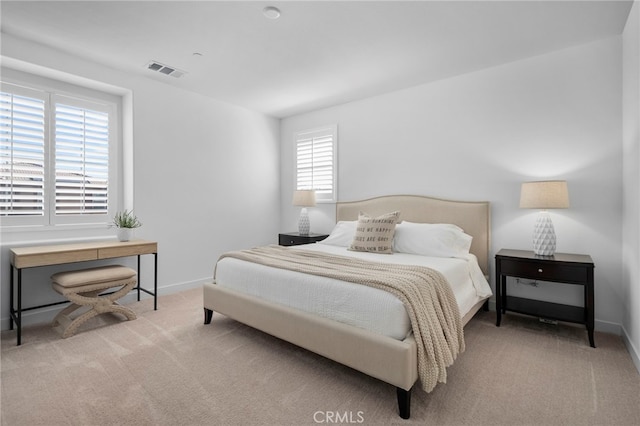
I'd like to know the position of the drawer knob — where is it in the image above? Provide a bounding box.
[538,268,543,273]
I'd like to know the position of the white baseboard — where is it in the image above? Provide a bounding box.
[594,318,623,335]
[622,325,640,375]
[0,277,212,332]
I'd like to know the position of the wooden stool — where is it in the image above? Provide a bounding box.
[51,265,138,338]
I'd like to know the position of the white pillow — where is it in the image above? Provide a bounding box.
[392,222,472,258]
[317,221,358,247]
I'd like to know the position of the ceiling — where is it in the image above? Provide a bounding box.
[0,1,634,118]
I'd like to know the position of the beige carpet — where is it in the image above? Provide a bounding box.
[2,288,639,426]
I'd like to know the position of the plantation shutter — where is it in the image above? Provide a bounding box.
[295,125,337,202]
[54,98,109,215]
[0,88,46,216]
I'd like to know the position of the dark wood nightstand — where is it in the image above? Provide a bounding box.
[278,232,329,246]
[495,249,595,347]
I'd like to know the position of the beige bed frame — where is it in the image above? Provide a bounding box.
[203,195,490,419]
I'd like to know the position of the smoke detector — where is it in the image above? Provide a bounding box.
[146,61,186,78]
[263,6,281,19]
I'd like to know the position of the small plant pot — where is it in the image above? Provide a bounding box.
[117,228,134,242]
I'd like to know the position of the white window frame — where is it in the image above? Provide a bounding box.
[294,125,338,203]
[1,70,122,230]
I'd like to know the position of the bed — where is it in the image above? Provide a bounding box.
[203,195,491,419]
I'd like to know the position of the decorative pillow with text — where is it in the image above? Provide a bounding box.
[348,211,400,254]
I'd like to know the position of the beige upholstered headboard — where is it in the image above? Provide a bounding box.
[336,195,491,276]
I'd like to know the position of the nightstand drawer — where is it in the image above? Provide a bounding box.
[499,259,587,283]
[280,235,306,246]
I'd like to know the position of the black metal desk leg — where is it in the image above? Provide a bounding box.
[154,253,158,310]
[17,268,22,346]
[137,255,141,301]
[10,266,14,331]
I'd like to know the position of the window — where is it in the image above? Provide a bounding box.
[54,98,110,216]
[295,125,337,203]
[1,76,120,228]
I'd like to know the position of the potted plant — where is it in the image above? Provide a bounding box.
[112,210,142,242]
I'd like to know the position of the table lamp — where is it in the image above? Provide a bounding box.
[519,180,569,256]
[293,190,316,236]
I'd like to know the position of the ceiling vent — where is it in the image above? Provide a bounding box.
[146,61,186,78]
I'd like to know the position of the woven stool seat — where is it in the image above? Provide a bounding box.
[51,265,137,338]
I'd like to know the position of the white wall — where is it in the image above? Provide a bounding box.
[281,37,623,333]
[622,0,640,371]
[1,34,281,329]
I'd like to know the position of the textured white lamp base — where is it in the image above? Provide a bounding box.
[533,211,556,256]
[298,207,310,236]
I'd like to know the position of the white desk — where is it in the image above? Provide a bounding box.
[9,239,158,345]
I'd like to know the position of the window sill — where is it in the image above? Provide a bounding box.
[0,223,117,247]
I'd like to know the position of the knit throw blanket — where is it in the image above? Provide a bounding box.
[215,245,464,392]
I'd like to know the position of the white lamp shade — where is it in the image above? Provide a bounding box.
[293,190,316,207]
[519,181,569,209]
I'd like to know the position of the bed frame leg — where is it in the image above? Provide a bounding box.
[204,308,213,324]
[396,387,411,419]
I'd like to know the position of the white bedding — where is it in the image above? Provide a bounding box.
[214,243,492,340]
